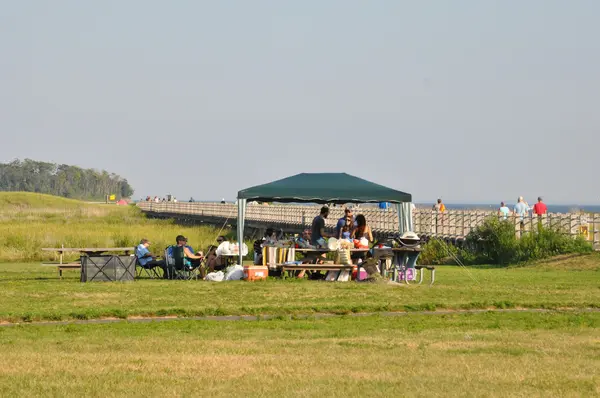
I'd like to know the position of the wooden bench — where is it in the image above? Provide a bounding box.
[41,262,81,279]
[280,264,354,282]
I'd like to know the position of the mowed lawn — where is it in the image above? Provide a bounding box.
[0,255,599,322]
[0,257,598,396]
[0,312,598,397]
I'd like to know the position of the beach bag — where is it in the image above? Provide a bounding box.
[398,268,417,281]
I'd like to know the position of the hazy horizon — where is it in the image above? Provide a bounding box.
[2,1,599,204]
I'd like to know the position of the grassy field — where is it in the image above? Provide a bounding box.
[0,312,598,397]
[0,256,598,323]
[0,192,229,262]
[0,192,598,396]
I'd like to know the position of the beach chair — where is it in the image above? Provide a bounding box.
[134,247,162,279]
[164,246,202,280]
[135,256,162,279]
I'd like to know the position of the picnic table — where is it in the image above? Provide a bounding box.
[219,253,243,268]
[262,246,369,281]
[41,247,134,278]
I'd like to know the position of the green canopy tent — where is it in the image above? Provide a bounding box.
[236,173,414,266]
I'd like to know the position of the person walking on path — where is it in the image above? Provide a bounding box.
[498,202,510,220]
[514,197,531,234]
[533,197,548,216]
[433,199,446,212]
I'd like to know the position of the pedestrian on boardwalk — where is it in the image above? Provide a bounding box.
[514,196,530,224]
[533,197,548,216]
[433,198,445,212]
[498,202,510,220]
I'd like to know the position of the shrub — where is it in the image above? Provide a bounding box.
[465,217,593,265]
[465,218,518,265]
[517,227,592,261]
[419,239,459,265]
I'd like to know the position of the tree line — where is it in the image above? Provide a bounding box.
[0,159,134,200]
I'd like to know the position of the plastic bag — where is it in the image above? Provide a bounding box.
[327,238,340,251]
[224,265,244,281]
[205,271,224,282]
[216,241,231,256]
[358,238,369,249]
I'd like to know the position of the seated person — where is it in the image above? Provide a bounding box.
[135,238,166,273]
[174,235,204,267]
[338,216,354,240]
[206,236,229,272]
[350,215,373,263]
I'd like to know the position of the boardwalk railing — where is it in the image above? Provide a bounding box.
[136,202,600,246]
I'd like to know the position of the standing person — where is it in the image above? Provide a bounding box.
[335,208,355,238]
[533,197,548,216]
[310,206,330,246]
[433,199,446,212]
[498,202,510,220]
[514,196,530,223]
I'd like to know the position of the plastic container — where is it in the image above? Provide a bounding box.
[351,265,368,281]
[398,267,417,281]
[244,265,268,281]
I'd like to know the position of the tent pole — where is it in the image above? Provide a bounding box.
[407,202,413,232]
[237,199,246,266]
[397,203,404,234]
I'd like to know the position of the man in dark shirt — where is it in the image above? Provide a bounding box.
[311,206,330,245]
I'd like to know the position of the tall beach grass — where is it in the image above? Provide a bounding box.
[0,192,229,262]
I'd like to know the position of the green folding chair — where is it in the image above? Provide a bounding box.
[164,246,202,280]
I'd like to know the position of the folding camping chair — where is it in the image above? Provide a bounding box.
[133,244,164,280]
[135,256,163,279]
[164,246,203,280]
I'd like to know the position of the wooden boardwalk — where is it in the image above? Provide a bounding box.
[136,202,600,246]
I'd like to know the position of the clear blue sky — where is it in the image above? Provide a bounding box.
[2,1,599,204]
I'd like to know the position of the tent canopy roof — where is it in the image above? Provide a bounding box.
[237,173,412,204]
